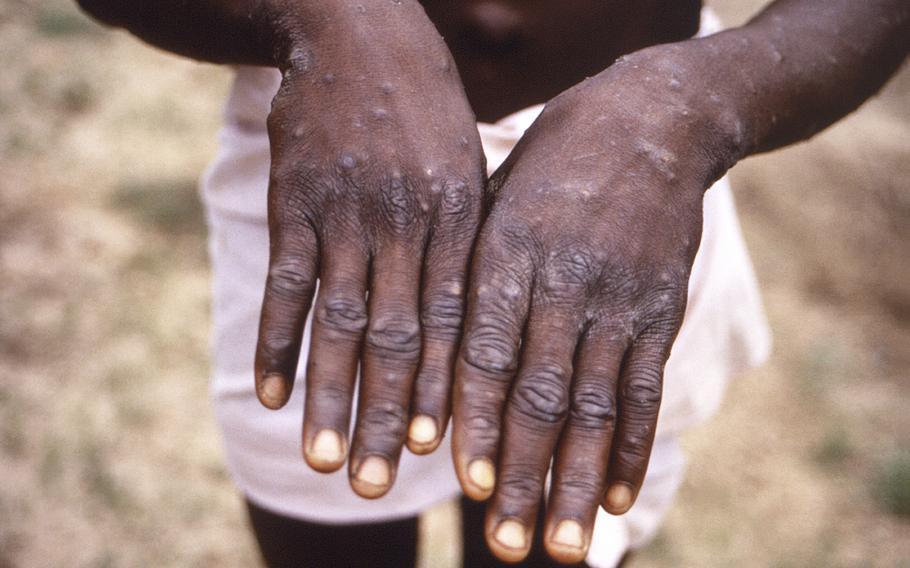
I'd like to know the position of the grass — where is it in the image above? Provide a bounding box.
[35,5,102,37]
[111,179,207,236]
[874,451,910,518]
[813,427,853,468]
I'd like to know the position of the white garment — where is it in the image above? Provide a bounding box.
[201,8,770,566]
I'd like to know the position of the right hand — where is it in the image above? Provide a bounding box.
[253,0,485,499]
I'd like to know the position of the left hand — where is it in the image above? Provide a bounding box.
[451,45,740,563]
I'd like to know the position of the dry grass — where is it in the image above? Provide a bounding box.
[1,1,908,566]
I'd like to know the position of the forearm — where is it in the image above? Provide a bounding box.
[75,0,301,66]
[703,0,909,158]
[74,0,432,69]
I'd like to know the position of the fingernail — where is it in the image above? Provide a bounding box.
[408,415,438,445]
[259,373,286,408]
[308,429,345,467]
[494,519,527,550]
[353,456,391,497]
[551,520,584,549]
[467,458,496,492]
[606,484,633,512]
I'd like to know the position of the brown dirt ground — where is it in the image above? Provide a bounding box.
[1,1,907,566]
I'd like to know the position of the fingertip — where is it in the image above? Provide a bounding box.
[545,519,589,564]
[603,483,634,515]
[488,518,531,563]
[257,373,290,410]
[406,415,441,455]
[462,457,496,500]
[351,455,393,499]
[304,429,347,473]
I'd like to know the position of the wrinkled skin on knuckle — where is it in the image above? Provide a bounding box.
[266,257,316,303]
[422,287,464,340]
[307,381,350,408]
[358,399,408,442]
[511,364,571,425]
[570,382,617,430]
[556,469,604,497]
[366,313,421,360]
[538,247,600,302]
[257,331,298,367]
[316,293,368,338]
[375,176,421,237]
[460,409,502,449]
[415,368,449,399]
[486,217,544,262]
[621,369,663,418]
[496,466,546,506]
[462,322,519,377]
[613,424,655,471]
[437,178,480,227]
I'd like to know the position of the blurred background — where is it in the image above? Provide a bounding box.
[0,0,908,566]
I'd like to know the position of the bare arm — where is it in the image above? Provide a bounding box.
[75,0,300,66]
[704,0,909,157]
[77,0,487,500]
[451,0,909,563]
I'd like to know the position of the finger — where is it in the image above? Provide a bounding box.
[603,335,672,515]
[544,330,627,564]
[254,224,319,410]
[408,180,480,455]
[349,243,423,499]
[452,236,533,502]
[484,306,583,563]
[301,240,369,473]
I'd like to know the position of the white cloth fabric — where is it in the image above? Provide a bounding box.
[200,8,770,566]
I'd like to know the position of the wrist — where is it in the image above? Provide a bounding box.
[272,0,438,71]
[588,40,752,189]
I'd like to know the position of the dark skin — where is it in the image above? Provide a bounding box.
[76,0,909,563]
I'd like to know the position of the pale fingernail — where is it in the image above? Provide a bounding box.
[494,519,527,550]
[408,415,438,445]
[258,373,286,408]
[551,520,584,549]
[354,456,391,496]
[606,484,633,512]
[468,458,496,492]
[308,429,345,467]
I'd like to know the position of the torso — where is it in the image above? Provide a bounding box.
[419,0,703,121]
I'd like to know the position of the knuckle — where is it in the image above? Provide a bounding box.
[378,177,419,232]
[258,332,297,363]
[570,382,617,428]
[358,399,408,440]
[615,429,654,467]
[621,370,663,412]
[462,325,519,377]
[267,259,316,301]
[422,285,464,339]
[557,469,604,497]
[497,467,544,504]
[484,219,540,264]
[462,411,501,446]
[366,314,421,359]
[511,364,570,425]
[414,367,449,399]
[439,179,477,222]
[308,381,349,408]
[543,249,598,291]
[316,293,368,337]
[643,280,687,318]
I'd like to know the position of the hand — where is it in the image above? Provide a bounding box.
[253,1,485,499]
[451,45,740,562]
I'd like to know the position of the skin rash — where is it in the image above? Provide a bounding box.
[75,0,909,563]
